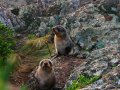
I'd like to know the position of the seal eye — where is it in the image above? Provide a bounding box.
[48,61,52,67]
[57,27,65,32]
[57,28,61,32]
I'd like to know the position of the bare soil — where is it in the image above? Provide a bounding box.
[9,55,84,90]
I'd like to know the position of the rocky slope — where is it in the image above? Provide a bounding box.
[1,0,120,90]
[0,0,91,32]
[63,0,120,89]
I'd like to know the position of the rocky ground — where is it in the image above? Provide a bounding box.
[63,1,120,89]
[65,45,120,90]
[10,55,84,90]
[1,0,120,90]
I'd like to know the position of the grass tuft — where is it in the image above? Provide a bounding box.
[66,74,100,90]
[21,35,51,53]
[20,34,54,60]
[26,34,50,49]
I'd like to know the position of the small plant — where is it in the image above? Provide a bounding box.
[66,74,100,90]
[27,34,36,39]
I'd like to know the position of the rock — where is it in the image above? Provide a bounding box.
[0,0,27,7]
[11,8,20,16]
[118,79,120,85]
[0,7,25,31]
[65,43,120,89]
[95,40,105,49]
[73,64,120,90]
[110,58,119,66]
[15,34,23,39]
[101,0,120,6]
[104,14,113,21]
[81,79,104,90]
[1,0,120,89]
[19,4,38,27]
[0,7,13,29]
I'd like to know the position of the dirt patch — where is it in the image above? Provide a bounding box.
[10,55,37,86]
[10,56,84,89]
[54,56,84,88]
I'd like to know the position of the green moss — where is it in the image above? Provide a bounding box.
[66,74,100,90]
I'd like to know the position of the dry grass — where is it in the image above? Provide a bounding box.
[19,34,55,60]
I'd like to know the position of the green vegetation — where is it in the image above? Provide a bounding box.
[66,74,100,90]
[0,23,27,90]
[20,85,28,90]
[0,23,16,90]
[0,23,15,66]
[0,54,18,90]
[27,34,36,39]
